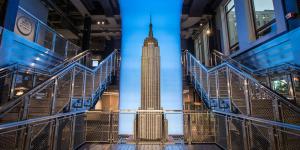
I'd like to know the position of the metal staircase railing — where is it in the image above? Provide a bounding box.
[0,109,299,150]
[0,50,118,124]
[0,50,93,105]
[184,50,300,126]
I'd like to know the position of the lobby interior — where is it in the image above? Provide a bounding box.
[0,0,300,149]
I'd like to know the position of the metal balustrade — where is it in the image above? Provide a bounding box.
[184,51,300,126]
[0,50,94,110]
[0,50,118,124]
[16,7,80,59]
[0,109,299,150]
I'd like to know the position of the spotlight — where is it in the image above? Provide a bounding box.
[16,90,24,96]
[101,21,105,25]
[97,21,101,25]
[206,29,211,35]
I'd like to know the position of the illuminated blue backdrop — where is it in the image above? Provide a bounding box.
[119,0,183,135]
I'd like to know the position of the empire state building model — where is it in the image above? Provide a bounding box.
[134,18,168,142]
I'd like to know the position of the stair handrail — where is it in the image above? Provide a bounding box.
[0,110,86,130]
[213,110,300,131]
[0,50,118,115]
[212,50,255,74]
[186,51,300,116]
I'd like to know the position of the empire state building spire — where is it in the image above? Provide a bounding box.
[143,16,158,47]
[149,16,153,37]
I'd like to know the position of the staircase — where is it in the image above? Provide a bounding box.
[184,50,300,126]
[0,50,118,124]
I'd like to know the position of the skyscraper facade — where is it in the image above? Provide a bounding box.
[134,19,168,142]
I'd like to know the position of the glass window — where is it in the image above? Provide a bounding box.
[251,0,276,38]
[225,0,238,49]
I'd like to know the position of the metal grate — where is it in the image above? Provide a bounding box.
[86,112,112,142]
[0,127,25,150]
[184,113,216,143]
[30,121,52,150]
[229,118,245,150]
[73,114,86,149]
[56,117,72,150]
[215,114,227,149]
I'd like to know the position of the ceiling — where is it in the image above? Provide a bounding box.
[44,0,222,42]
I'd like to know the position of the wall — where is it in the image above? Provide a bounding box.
[19,0,48,23]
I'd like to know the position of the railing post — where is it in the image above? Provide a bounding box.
[99,65,102,90]
[64,41,69,59]
[216,71,220,109]
[21,95,30,120]
[52,34,57,51]
[24,125,32,150]
[69,68,76,111]
[272,98,281,122]
[226,67,233,112]
[82,70,87,107]
[207,72,211,108]
[110,56,113,82]
[269,126,279,150]
[52,118,59,150]
[105,61,108,87]
[225,116,232,150]
[242,120,250,150]
[50,79,58,115]
[188,113,192,144]
[113,53,116,76]
[9,69,18,100]
[244,79,251,115]
[109,112,112,143]
[70,115,77,150]
[188,54,192,76]
[199,62,204,98]
[91,73,95,99]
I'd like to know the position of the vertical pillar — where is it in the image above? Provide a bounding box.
[3,0,20,31]
[81,15,91,51]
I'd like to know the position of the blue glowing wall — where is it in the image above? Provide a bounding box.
[119,0,183,135]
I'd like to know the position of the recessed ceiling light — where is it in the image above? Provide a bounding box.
[97,21,101,25]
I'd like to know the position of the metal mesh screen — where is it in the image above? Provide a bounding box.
[248,81,275,121]
[56,117,72,150]
[28,83,54,119]
[183,113,215,143]
[55,71,72,113]
[0,127,25,150]
[86,112,111,142]
[229,118,245,150]
[73,114,86,149]
[249,122,272,150]
[215,114,227,149]
[277,128,300,150]
[30,121,52,150]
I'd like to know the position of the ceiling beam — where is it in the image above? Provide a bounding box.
[41,0,80,36]
[97,0,114,17]
[70,0,90,16]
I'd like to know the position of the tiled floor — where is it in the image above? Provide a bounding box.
[78,144,222,150]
